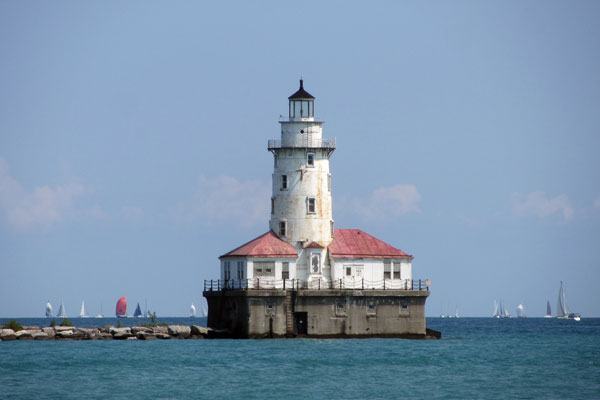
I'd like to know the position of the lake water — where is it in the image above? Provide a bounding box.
[1,317,599,399]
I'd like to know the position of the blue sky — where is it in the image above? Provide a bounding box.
[1,1,599,317]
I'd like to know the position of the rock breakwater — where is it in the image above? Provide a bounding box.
[0,325,211,341]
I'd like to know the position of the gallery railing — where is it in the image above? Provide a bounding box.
[267,139,336,150]
[203,278,429,292]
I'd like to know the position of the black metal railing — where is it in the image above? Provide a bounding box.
[203,278,429,292]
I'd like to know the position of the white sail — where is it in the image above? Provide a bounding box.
[556,281,569,318]
[190,303,196,317]
[544,301,552,318]
[492,300,499,318]
[45,301,53,317]
[517,304,526,318]
[79,301,88,317]
[202,307,207,318]
[57,302,67,318]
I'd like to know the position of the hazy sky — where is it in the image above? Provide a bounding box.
[1,1,599,317]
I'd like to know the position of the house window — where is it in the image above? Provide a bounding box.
[307,197,316,214]
[281,175,288,190]
[271,198,274,215]
[393,262,401,280]
[384,261,391,279]
[311,253,320,274]
[346,266,352,276]
[224,261,231,280]
[282,262,289,280]
[237,261,244,280]
[254,261,275,277]
[307,153,315,167]
[279,220,286,237]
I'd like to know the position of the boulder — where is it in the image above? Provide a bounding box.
[152,326,168,334]
[56,330,75,338]
[191,325,210,337]
[23,326,41,331]
[97,332,113,340]
[1,329,16,341]
[131,326,153,335]
[42,327,56,337]
[168,325,191,338]
[32,331,51,340]
[156,333,171,339]
[15,330,34,340]
[55,326,76,332]
[111,327,132,340]
[136,332,157,340]
[76,328,99,340]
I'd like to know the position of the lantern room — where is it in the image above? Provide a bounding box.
[288,79,315,121]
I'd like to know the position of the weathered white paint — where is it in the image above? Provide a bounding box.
[331,258,412,289]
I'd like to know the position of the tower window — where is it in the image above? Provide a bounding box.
[330,220,334,237]
[282,262,289,280]
[281,175,288,190]
[384,261,391,279]
[271,198,274,214]
[307,197,316,214]
[307,153,315,167]
[327,174,331,192]
[279,220,286,237]
[274,154,278,167]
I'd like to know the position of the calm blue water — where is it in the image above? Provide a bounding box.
[1,317,599,399]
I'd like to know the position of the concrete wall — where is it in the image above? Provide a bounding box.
[204,289,429,338]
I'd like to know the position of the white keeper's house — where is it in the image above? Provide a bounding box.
[203,80,434,339]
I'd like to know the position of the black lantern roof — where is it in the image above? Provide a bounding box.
[288,79,315,100]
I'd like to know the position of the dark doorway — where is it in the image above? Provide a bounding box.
[294,312,308,335]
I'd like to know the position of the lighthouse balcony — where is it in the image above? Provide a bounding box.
[204,278,430,292]
[268,139,336,150]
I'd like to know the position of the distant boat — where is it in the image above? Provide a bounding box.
[544,301,552,318]
[133,303,143,318]
[495,301,510,318]
[45,301,53,318]
[492,300,500,318]
[79,301,88,318]
[454,306,459,319]
[116,296,127,318]
[145,310,152,318]
[57,302,67,318]
[201,307,207,318]
[516,304,526,318]
[95,304,104,318]
[556,281,580,321]
[190,303,196,317]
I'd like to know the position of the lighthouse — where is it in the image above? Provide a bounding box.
[203,80,433,339]
[268,79,335,285]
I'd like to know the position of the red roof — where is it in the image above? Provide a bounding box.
[220,231,297,258]
[306,241,323,249]
[329,229,412,259]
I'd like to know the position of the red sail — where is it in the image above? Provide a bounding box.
[116,296,127,317]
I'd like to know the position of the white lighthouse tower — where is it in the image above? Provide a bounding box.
[268,80,336,284]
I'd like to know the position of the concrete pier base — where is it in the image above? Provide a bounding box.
[203,289,431,339]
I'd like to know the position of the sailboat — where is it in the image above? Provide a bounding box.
[544,301,552,318]
[57,302,67,318]
[492,300,500,318]
[190,303,197,317]
[116,296,127,318]
[79,301,88,318]
[516,304,526,318]
[201,307,207,318]
[45,301,53,317]
[496,301,510,318]
[556,281,580,321]
[133,303,142,318]
[95,304,104,318]
[454,306,459,318]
